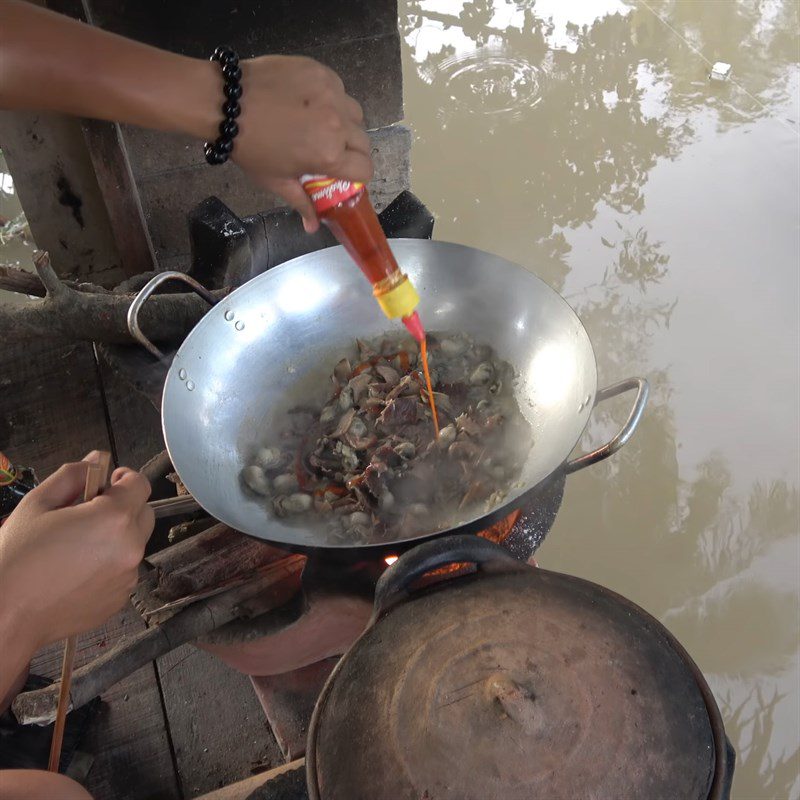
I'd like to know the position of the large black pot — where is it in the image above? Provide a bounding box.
[307,534,735,800]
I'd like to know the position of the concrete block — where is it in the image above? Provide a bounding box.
[120,127,198,180]
[120,32,403,181]
[0,111,123,284]
[368,124,412,210]
[137,124,412,263]
[83,0,398,57]
[303,33,403,130]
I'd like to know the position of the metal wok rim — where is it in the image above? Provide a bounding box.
[160,239,599,551]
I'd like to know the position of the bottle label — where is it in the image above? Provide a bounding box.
[0,452,16,486]
[300,174,363,213]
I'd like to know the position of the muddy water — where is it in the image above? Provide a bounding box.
[400,1,799,797]
[0,3,796,794]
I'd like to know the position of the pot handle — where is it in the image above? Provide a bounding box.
[373,534,524,619]
[127,270,218,360]
[564,377,649,474]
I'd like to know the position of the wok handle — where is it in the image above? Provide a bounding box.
[372,534,524,619]
[127,271,218,360]
[564,377,649,474]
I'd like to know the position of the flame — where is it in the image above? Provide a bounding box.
[384,555,398,566]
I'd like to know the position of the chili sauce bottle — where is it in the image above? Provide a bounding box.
[300,176,425,343]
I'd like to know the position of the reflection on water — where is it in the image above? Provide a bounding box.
[0,153,31,267]
[400,1,799,797]
[0,150,35,306]
[424,47,548,119]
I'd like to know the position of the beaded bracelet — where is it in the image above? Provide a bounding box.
[204,46,242,165]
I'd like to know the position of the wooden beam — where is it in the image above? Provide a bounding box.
[81,119,157,277]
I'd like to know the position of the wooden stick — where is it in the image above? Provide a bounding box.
[48,452,112,772]
[0,251,229,344]
[193,758,306,800]
[148,495,201,519]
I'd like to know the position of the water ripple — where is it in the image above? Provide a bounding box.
[421,47,549,120]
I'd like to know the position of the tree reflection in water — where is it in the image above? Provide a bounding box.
[401,1,799,796]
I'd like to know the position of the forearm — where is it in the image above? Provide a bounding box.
[0,0,219,140]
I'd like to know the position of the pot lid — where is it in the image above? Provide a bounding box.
[309,537,718,800]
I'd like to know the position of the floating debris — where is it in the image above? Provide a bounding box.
[0,213,31,246]
[709,62,732,82]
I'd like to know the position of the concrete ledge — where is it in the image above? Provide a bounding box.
[84,0,398,57]
[137,125,411,263]
[0,110,122,283]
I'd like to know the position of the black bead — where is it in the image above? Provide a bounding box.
[222,100,241,119]
[222,63,242,82]
[206,46,241,167]
[212,45,234,62]
[224,82,243,100]
[219,118,239,138]
[204,142,227,165]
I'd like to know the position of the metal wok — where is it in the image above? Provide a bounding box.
[129,240,648,553]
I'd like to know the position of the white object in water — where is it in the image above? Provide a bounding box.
[710,62,732,81]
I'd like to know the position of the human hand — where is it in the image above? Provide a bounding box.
[0,5,372,233]
[230,55,373,232]
[0,455,154,653]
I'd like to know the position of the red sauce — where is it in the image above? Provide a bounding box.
[420,339,440,438]
[294,452,312,492]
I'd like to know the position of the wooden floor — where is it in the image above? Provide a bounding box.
[2,339,284,798]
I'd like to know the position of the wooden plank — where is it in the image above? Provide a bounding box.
[82,120,157,278]
[30,606,181,800]
[0,110,124,286]
[0,340,111,476]
[96,354,164,470]
[157,645,284,797]
[250,660,337,761]
[0,335,180,797]
[195,759,306,800]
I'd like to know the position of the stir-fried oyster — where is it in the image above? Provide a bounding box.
[241,333,531,542]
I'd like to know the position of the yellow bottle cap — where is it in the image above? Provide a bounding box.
[374,274,420,320]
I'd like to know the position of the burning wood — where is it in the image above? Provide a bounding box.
[135,523,300,623]
[12,528,305,726]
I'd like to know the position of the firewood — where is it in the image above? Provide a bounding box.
[146,523,282,580]
[139,449,172,483]
[11,555,305,726]
[135,523,291,623]
[0,263,112,297]
[0,251,229,344]
[168,516,215,544]
[193,758,305,800]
